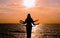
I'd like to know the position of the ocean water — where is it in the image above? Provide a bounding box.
[0,24,60,38]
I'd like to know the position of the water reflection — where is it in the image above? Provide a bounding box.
[31,24,60,38]
[0,24,60,38]
[31,24,40,38]
[32,24,39,32]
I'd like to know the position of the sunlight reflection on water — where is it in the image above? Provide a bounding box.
[31,24,42,38]
[32,24,39,32]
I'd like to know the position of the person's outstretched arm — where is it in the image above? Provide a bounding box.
[19,20,24,24]
[33,19,38,22]
[23,19,27,24]
[32,19,39,25]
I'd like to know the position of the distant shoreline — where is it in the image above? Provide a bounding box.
[0,23,20,25]
[0,23,60,25]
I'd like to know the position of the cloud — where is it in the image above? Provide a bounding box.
[0,0,22,13]
[42,0,60,6]
[0,0,60,23]
[0,0,21,5]
[0,0,8,4]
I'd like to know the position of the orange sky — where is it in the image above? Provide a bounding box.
[0,0,60,24]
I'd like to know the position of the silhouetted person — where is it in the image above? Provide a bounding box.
[23,14,38,38]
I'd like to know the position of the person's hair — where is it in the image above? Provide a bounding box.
[27,14,31,18]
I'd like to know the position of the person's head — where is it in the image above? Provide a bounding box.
[27,13,31,18]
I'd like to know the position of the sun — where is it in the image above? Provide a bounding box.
[23,0,35,8]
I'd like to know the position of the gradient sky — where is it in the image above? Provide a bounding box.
[0,0,60,24]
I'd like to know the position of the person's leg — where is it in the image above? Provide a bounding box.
[27,27,32,38]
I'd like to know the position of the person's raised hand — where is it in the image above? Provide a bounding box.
[19,20,24,24]
[34,19,39,22]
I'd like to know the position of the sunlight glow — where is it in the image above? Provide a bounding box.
[23,0,35,8]
[32,24,38,32]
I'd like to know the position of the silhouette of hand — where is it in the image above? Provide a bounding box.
[34,19,39,22]
[19,20,24,24]
[33,23,39,25]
